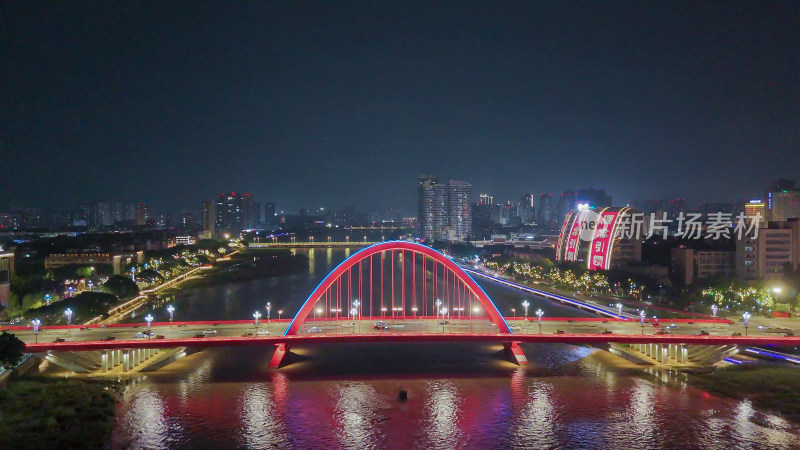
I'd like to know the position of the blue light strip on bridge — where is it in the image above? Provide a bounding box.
[461,267,628,319]
[744,348,800,364]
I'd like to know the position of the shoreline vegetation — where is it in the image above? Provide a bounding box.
[0,376,122,448]
[174,249,309,290]
[689,365,800,422]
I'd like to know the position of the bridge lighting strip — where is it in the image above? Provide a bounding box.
[744,348,800,364]
[723,357,742,364]
[462,267,627,319]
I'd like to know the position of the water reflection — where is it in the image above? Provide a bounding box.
[421,380,464,449]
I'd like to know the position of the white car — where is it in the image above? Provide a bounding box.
[256,329,270,336]
[307,327,323,333]
[202,328,218,335]
[133,331,154,338]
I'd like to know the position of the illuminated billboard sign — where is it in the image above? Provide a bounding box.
[555,210,574,261]
[564,210,589,261]
[587,209,619,270]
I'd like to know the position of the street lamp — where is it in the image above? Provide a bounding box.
[381,307,387,318]
[412,306,418,318]
[278,309,283,321]
[435,299,442,316]
[266,302,271,329]
[44,293,52,306]
[536,309,544,333]
[742,312,751,336]
[522,300,530,321]
[511,307,516,318]
[253,311,261,327]
[615,303,623,316]
[87,280,94,292]
[350,308,357,332]
[711,304,718,318]
[640,310,646,334]
[130,266,136,280]
[145,314,153,338]
[32,319,41,343]
[64,308,73,335]
[440,308,448,331]
[167,305,175,324]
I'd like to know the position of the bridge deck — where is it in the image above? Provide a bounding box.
[24,332,800,353]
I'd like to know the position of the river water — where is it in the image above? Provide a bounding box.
[111,249,800,449]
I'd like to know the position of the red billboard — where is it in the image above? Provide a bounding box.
[564,210,589,261]
[555,210,574,261]
[587,210,620,270]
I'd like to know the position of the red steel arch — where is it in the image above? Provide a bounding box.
[284,241,512,335]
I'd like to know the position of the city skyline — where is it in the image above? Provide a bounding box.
[3,2,798,212]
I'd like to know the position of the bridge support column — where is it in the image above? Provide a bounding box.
[680,345,689,364]
[101,351,109,372]
[660,345,669,364]
[122,350,130,372]
[269,343,289,369]
[116,350,122,367]
[503,342,529,365]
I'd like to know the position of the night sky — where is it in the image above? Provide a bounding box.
[2,1,798,213]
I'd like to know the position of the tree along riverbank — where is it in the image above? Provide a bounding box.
[0,376,123,448]
[689,364,800,422]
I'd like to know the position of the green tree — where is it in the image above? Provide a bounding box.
[102,275,139,299]
[0,331,25,368]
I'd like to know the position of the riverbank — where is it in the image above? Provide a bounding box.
[0,376,122,448]
[690,364,800,422]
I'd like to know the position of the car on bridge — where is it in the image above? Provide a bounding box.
[133,331,154,338]
[373,321,389,330]
[256,329,270,336]
[438,320,450,325]
[202,329,218,335]
[307,327,322,333]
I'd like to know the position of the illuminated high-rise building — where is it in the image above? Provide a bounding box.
[417,176,471,241]
[201,201,215,235]
[538,193,555,227]
[447,180,472,241]
[518,193,535,224]
[214,192,254,235]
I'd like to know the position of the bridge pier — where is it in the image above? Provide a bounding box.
[269,343,289,368]
[101,351,109,372]
[122,350,130,372]
[503,342,528,365]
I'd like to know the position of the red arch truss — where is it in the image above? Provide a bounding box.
[284,241,512,335]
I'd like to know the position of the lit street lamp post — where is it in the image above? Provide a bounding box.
[266,302,271,330]
[87,280,94,292]
[522,300,530,321]
[536,309,544,334]
[440,308,448,332]
[435,299,442,317]
[44,293,52,307]
[511,307,516,318]
[381,307,387,318]
[32,319,41,343]
[278,310,283,321]
[167,305,175,325]
[64,308,73,335]
[253,311,261,328]
[315,308,322,322]
[640,310,646,334]
[145,314,153,339]
[742,312,751,336]
[616,303,623,316]
[352,300,361,331]
[711,304,718,318]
